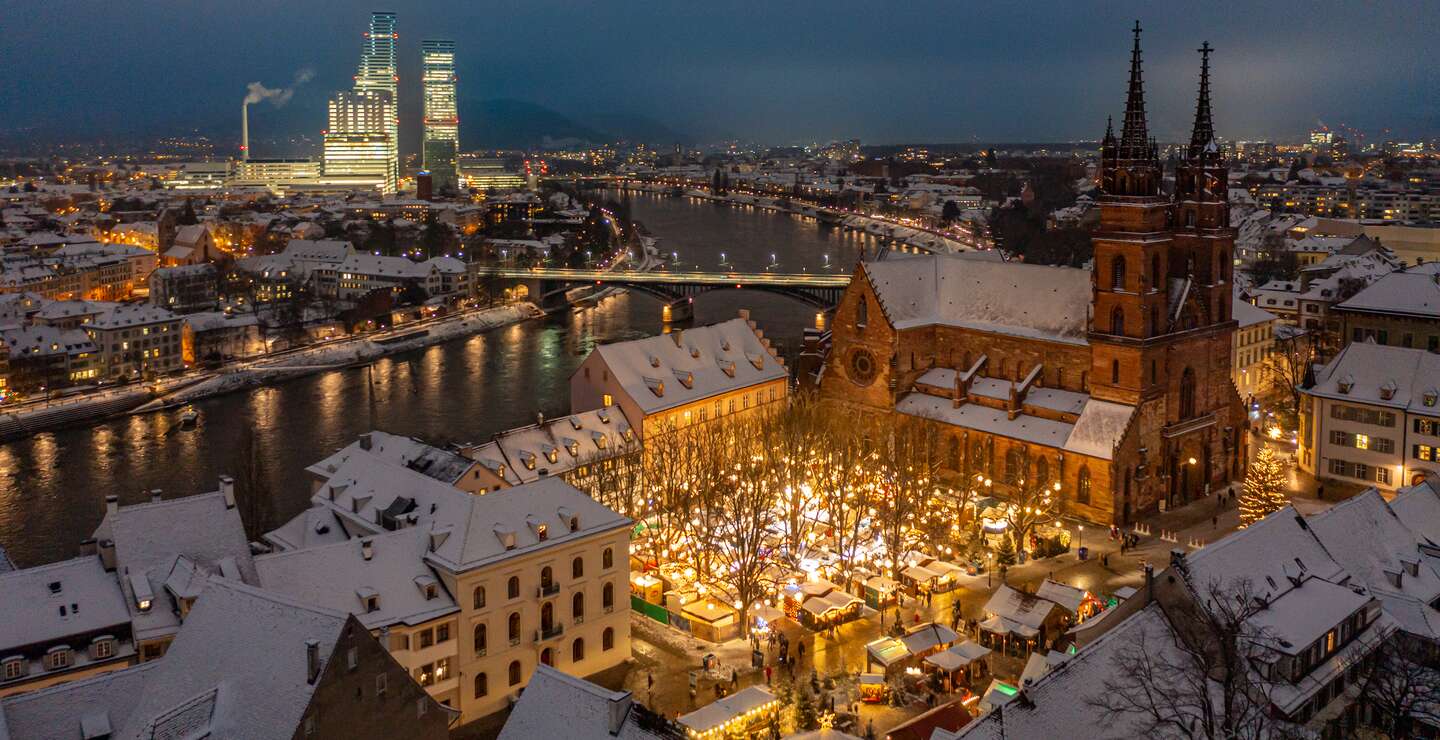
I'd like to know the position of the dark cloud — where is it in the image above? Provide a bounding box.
[0,0,1434,145]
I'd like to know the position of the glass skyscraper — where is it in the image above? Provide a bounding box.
[324,11,399,194]
[421,39,459,192]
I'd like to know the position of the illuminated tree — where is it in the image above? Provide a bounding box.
[1239,446,1289,527]
[871,414,946,576]
[1003,478,1061,559]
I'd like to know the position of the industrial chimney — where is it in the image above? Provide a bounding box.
[241,102,250,161]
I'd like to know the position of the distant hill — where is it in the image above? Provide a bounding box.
[459,99,688,150]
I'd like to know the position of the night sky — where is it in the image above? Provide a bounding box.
[1,0,1435,147]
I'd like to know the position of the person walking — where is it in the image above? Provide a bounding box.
[765,664,772,685]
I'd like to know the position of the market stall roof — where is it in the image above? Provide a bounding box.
[982,584,1060,631]
[902,563,942,582]
[979,614,1039,638]
[681,599,736,626]
[859,673,886,687]
[980,679,1022,712]
[678,686,778,734]
[1036,579,1087,615]
[865,575,898,592]
[923,650,968,672]
[865,637,910,667]
[926,560,965,578]
[900,622,958,654]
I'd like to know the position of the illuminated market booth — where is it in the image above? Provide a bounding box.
[677,686,780,739]
[921,640,992,691]
[781,579,864,631]
[978,584,1065,656]
[864,622,959,676]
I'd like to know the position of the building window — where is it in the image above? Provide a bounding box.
[1111,255,1126,290]
[43,648,71,671]
[603,627,615,651]
[573,592,585,622]
[1111,306,1125,336]
[1415,444,1434,462]
[572,556,584,579]
[1077,467,1091,505]
[418,628,434,649]
[2,658,23,681]
[602,393,613,407]
[603,582,615,611]
[93,638,115,660]
[474,672,488,698]
[473,586,485,610]
[508,660,522,686]
[602,548,614,570]
[416,663,435,687]
[437,624,450,643]
[508,612,521,644]
[572,638,585,663]
[1416,419,1439,436]
[474,623,487,655]
[507,576,520,599]
[855,297,868,329]
[1179,367,1197,419]
[1377,467,1391,485]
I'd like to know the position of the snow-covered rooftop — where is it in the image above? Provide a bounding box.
[497,664,665,740]
[1306,342,1440,413]
[590,317,787,415]
[0,556,129,653]
[861,254,1091,344]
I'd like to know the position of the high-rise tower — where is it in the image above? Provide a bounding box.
[352,11,399,192]
[421,39,459,192]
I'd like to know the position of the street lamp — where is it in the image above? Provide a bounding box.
[1077,524,1084,549]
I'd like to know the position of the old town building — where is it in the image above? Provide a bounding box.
[820,30,1245,525]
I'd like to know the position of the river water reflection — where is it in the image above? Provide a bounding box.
[0,192,876,566]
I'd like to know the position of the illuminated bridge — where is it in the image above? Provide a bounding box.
[473,266,852,316]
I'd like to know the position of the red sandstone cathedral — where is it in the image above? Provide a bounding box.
[820,25,1246,526]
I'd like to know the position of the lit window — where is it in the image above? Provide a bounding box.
[1355,434,1370,450]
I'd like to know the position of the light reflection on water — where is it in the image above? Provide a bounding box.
[0,192,877,567]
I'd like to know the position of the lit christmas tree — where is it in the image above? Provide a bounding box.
[1239,446,1290,527]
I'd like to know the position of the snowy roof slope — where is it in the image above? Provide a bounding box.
[591,317,787,415]
[897,392,1130,461]
[255,527,458,630]
[0,556,129,652]
[0,662,155,740]
[1183,507,1345,600]
[116,580,348,739]
[1336,265,1440,318]
[862,254,1091,344]
[1307,342,1440,413]
[497,665,664,740]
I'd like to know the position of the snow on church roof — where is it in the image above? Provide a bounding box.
[862,254,1092,345]
[896,392,1131,461]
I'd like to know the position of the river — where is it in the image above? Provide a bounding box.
[0,192,878,567]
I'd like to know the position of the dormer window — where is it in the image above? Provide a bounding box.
[648,355,661,368]
[415,576,439,600]
[1425,390,1437,407]
[597,409,610,424]
[91,636,115,660]
[644,377,665,398]
[494,525,517,550]
[565,440,579,457]
[674,370,694,389]
[520,452,536,471]
[2,656,25,681]
[536,524,548,541]
[1380,380,1397,401]
[43,646,71,671]
[569,417,583,430]
[357,587,380,613]
[718,360,736,378]
[1337,375,1354,394]
[593,432,608,450]
[543,446,559,464]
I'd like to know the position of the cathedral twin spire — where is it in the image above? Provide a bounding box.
[1100,22,1220,197]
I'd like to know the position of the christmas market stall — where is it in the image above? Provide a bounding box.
[862,574,899,610]
[978,584,1064,656]
[678,685,780,739]
[782,580,863,631]
[670,593,740,643]
[858,672,888,703]
[1036,578,1105,624]
[978,679,1022,714]
[864,636,911,677]
[921,640,992,691]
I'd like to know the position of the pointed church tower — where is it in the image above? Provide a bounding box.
[1089,21,1174,406]
[1090,30,1245,517]
[1173,41,1236,329]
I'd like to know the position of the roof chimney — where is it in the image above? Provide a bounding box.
[150,488,163,503]
[306,639,321,684]
[219,476,235,509]
[361,537,374,561]
[105,495,119,518]
[536,411,545,427]
[359,432,372,451]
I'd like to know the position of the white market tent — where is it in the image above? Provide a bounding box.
[678,686,778,736]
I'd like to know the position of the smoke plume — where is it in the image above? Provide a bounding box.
[243,67,315,107]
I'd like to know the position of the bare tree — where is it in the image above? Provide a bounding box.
[1354,640,1440,738]
[1002,479,1061,559]
[704,413,781,638]
[761,392,825,566]
[1262,331,1315,428]
[809,409,872,588]
[1088,578,1280,739]
[872,413,945,577]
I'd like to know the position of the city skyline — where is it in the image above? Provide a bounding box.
[1,1,1436,148]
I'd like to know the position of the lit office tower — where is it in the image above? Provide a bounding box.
[353,11,398,190]
[421,39,460,192]
[323,90,397,193]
